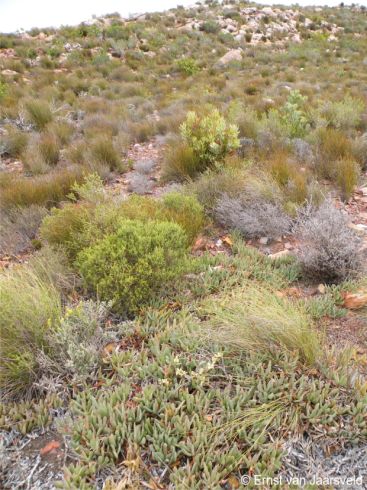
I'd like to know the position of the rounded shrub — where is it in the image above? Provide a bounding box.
[76,220,188,315]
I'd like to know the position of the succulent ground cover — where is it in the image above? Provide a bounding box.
[1,1,367,488]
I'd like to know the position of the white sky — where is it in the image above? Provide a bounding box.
[0,0,365,33]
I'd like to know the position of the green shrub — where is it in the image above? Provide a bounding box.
[77,220,188,315]
[180,109,239,172]
[281,90,310,138]
[25,99,53,129]
[320,95,364,130]
[201,20,220,33]
[177,57,199,76]
[41,190,205,259]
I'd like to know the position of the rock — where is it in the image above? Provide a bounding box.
[349,223,367,233]
[40,440,61,456]
[259,237,269,245]
[269,249,290,260]
[216,48,242,66]
[192,236,210,252]
[284,242,293,250]
[1,69,18,76]
[342,291,367,310]
[317,284,326,295]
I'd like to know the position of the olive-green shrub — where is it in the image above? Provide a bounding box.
[76,220,188,315]
[41,192,205,260]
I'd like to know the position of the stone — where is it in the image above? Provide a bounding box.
[1,69,18,76]
[342,291,367,310]
[259,237,269,245]
[216,48,242,66]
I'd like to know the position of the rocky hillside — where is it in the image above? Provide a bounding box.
[1,2,367,489]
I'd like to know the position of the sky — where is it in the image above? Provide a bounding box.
[0,0,365,33]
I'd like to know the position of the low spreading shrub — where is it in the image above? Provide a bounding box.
[296,200,363,282]
[215,193,291,239]
[319,95,364,130]
[77,220,188,315]
[36,300,115,387]
[41,188,205,260]
[127,173,154,194]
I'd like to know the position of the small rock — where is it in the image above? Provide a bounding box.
[40,440,60,456]
[216,48,242,66]
[317,284,326,295]
[269,249,290,260]
[284,242,293,250]
[259,237,269,245]
[342,291,367,310]
[192,236,210,252]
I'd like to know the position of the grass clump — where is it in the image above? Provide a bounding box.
[37,131,61,165]
[77,220,188,316]
[25,99,53,129]
[334,157,360,201]
[89,135,121,171]
[0,258,62,399]
[0,127,28,158]
[0,167,85,209]
[162,141,198,181]
[200,284,322,366]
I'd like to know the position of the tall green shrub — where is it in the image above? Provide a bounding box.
[77,220,188,315]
